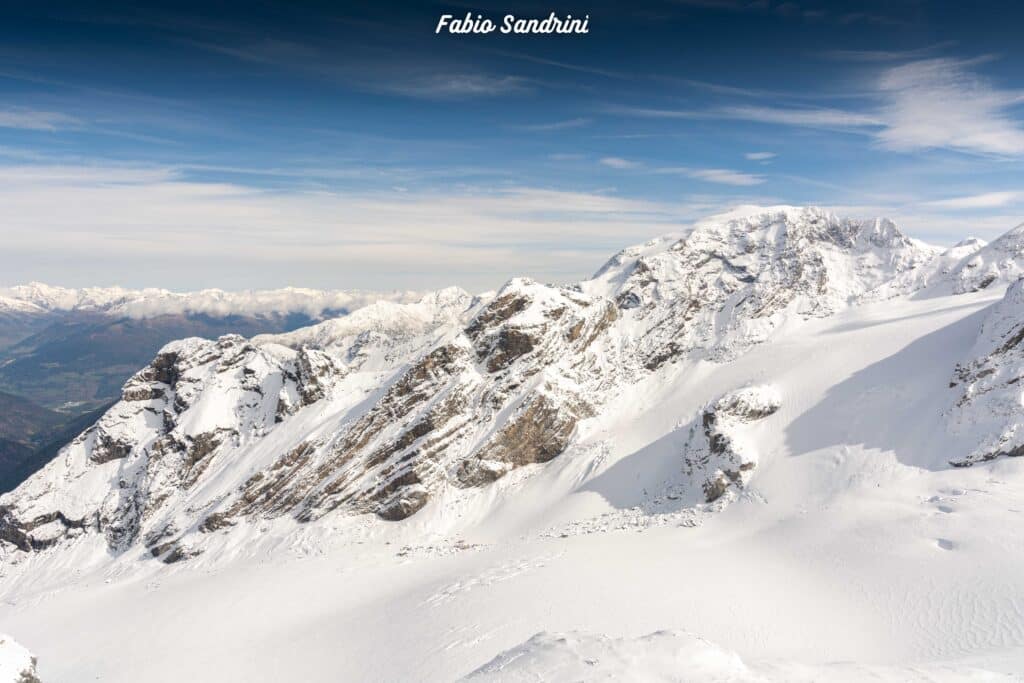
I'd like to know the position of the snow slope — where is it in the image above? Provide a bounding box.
[467,630,1016,681]
[0,635,37,683]
[3,206,1024,681]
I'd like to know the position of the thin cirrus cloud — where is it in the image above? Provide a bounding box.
[613,58,1024,157]
[600,157,765,186]
[819,41,959,63]
[745,152,776,161]
[875,58,1024,156]
[716,105,883,128]
[656,166,765,186]
[0,109,80,131]
[924,191,1022,209]
[372,73,533,99]
[188,36,536,100]
[516,118,592,132]
[600,156,642,169]
[0,160,709,291]
[609,104,882,129]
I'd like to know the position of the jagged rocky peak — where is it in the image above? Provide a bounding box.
[453,278,620,485]
[587,205,936,365]
[948,279,1024,465]
[465,277,617,373]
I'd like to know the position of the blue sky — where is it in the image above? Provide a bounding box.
[2,0,1024,291]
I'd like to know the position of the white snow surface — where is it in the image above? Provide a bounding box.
[467,630,1016,681]
[0,635,36,683]
[3,207,1024,681]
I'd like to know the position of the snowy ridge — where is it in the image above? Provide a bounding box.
[864,224,1024,301]
[949,224,1024,295]
[0,282,423,320]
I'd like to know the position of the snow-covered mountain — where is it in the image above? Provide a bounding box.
[3,206,1024,681]
[0,282,423,320]
[0,282,427,494]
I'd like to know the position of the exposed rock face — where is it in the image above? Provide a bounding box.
[1,206,1002,563]
[949,279,1024,466]
[682,386,782,502]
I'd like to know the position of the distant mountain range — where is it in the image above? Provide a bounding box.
[0,284,421,491]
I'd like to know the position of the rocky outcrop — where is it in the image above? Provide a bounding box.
[682,386,782,502]
[949,279,1024,465]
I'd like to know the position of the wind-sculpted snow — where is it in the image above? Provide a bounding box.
[5,205,1024,566]
[949,278,1024,466]
[465,630,1018,682]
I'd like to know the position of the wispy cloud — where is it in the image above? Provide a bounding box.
[924,191,1022,209]
[488,49,628,79]
[655,166,765,186]
[614,57,1024,157]
[600,156,641,169]
[718,105,882,128]
[0,160,717,290]
[875,58,1024,156]
[0,109,80,131]
[516,118,591,132]
[187,36,533,100]
[374,73,532,99]
[820,41,958,62]
[599,157,765,186]
[745,152,776,161]
[609,104,881,129]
